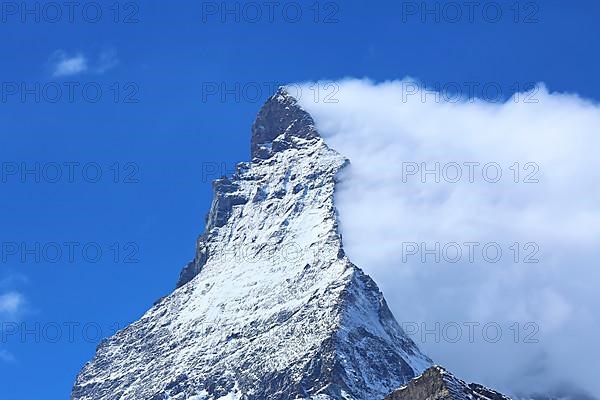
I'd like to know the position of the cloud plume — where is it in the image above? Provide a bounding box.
[294,79,600,397]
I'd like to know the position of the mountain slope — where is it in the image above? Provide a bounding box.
[71,89,432,400]
[385,366,512,400]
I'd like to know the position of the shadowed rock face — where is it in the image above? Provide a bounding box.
[71,89,432,400]
[177,89,321,289]
[250,89,318,160]
[383,366,597,400]
[384,366,512,400]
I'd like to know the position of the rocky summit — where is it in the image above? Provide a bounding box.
[72,89,513,400]
[385,366,511,400]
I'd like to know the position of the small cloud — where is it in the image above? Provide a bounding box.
[0,282,26,363]
[0,292,25,314]
[95,48,119,74]
[0,349,15,363]
[50,51,88,77]
[49,48,119,77]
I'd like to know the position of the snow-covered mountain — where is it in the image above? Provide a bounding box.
[71,89,435,400]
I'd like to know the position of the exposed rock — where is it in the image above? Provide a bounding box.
[384,366,512,400]
[72,89,431,400]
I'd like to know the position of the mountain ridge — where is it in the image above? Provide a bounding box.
[72,88,432,400]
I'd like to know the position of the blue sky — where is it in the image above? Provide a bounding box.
[1,1,599,398]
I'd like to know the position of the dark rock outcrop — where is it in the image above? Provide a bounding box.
[385,366,512,400]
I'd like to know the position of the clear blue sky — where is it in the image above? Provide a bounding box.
[0,1,598,398]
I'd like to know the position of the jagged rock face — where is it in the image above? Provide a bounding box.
[250,90,318,160]
[385,366,512,400]
[71,89,432,400]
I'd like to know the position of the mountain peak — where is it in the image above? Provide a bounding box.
[385,366,512,400]
[72,90,430,400]
[250,87,319,160]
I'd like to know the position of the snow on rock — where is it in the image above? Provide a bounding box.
[71,88,432,400]
[385,366,513,400]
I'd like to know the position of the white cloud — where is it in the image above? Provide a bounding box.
[0,276,26,363]
[294,79,600,397]
[0,292,24,314]
[50,49,118,77]
[95,48,119,74]
[51,51,88,77]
